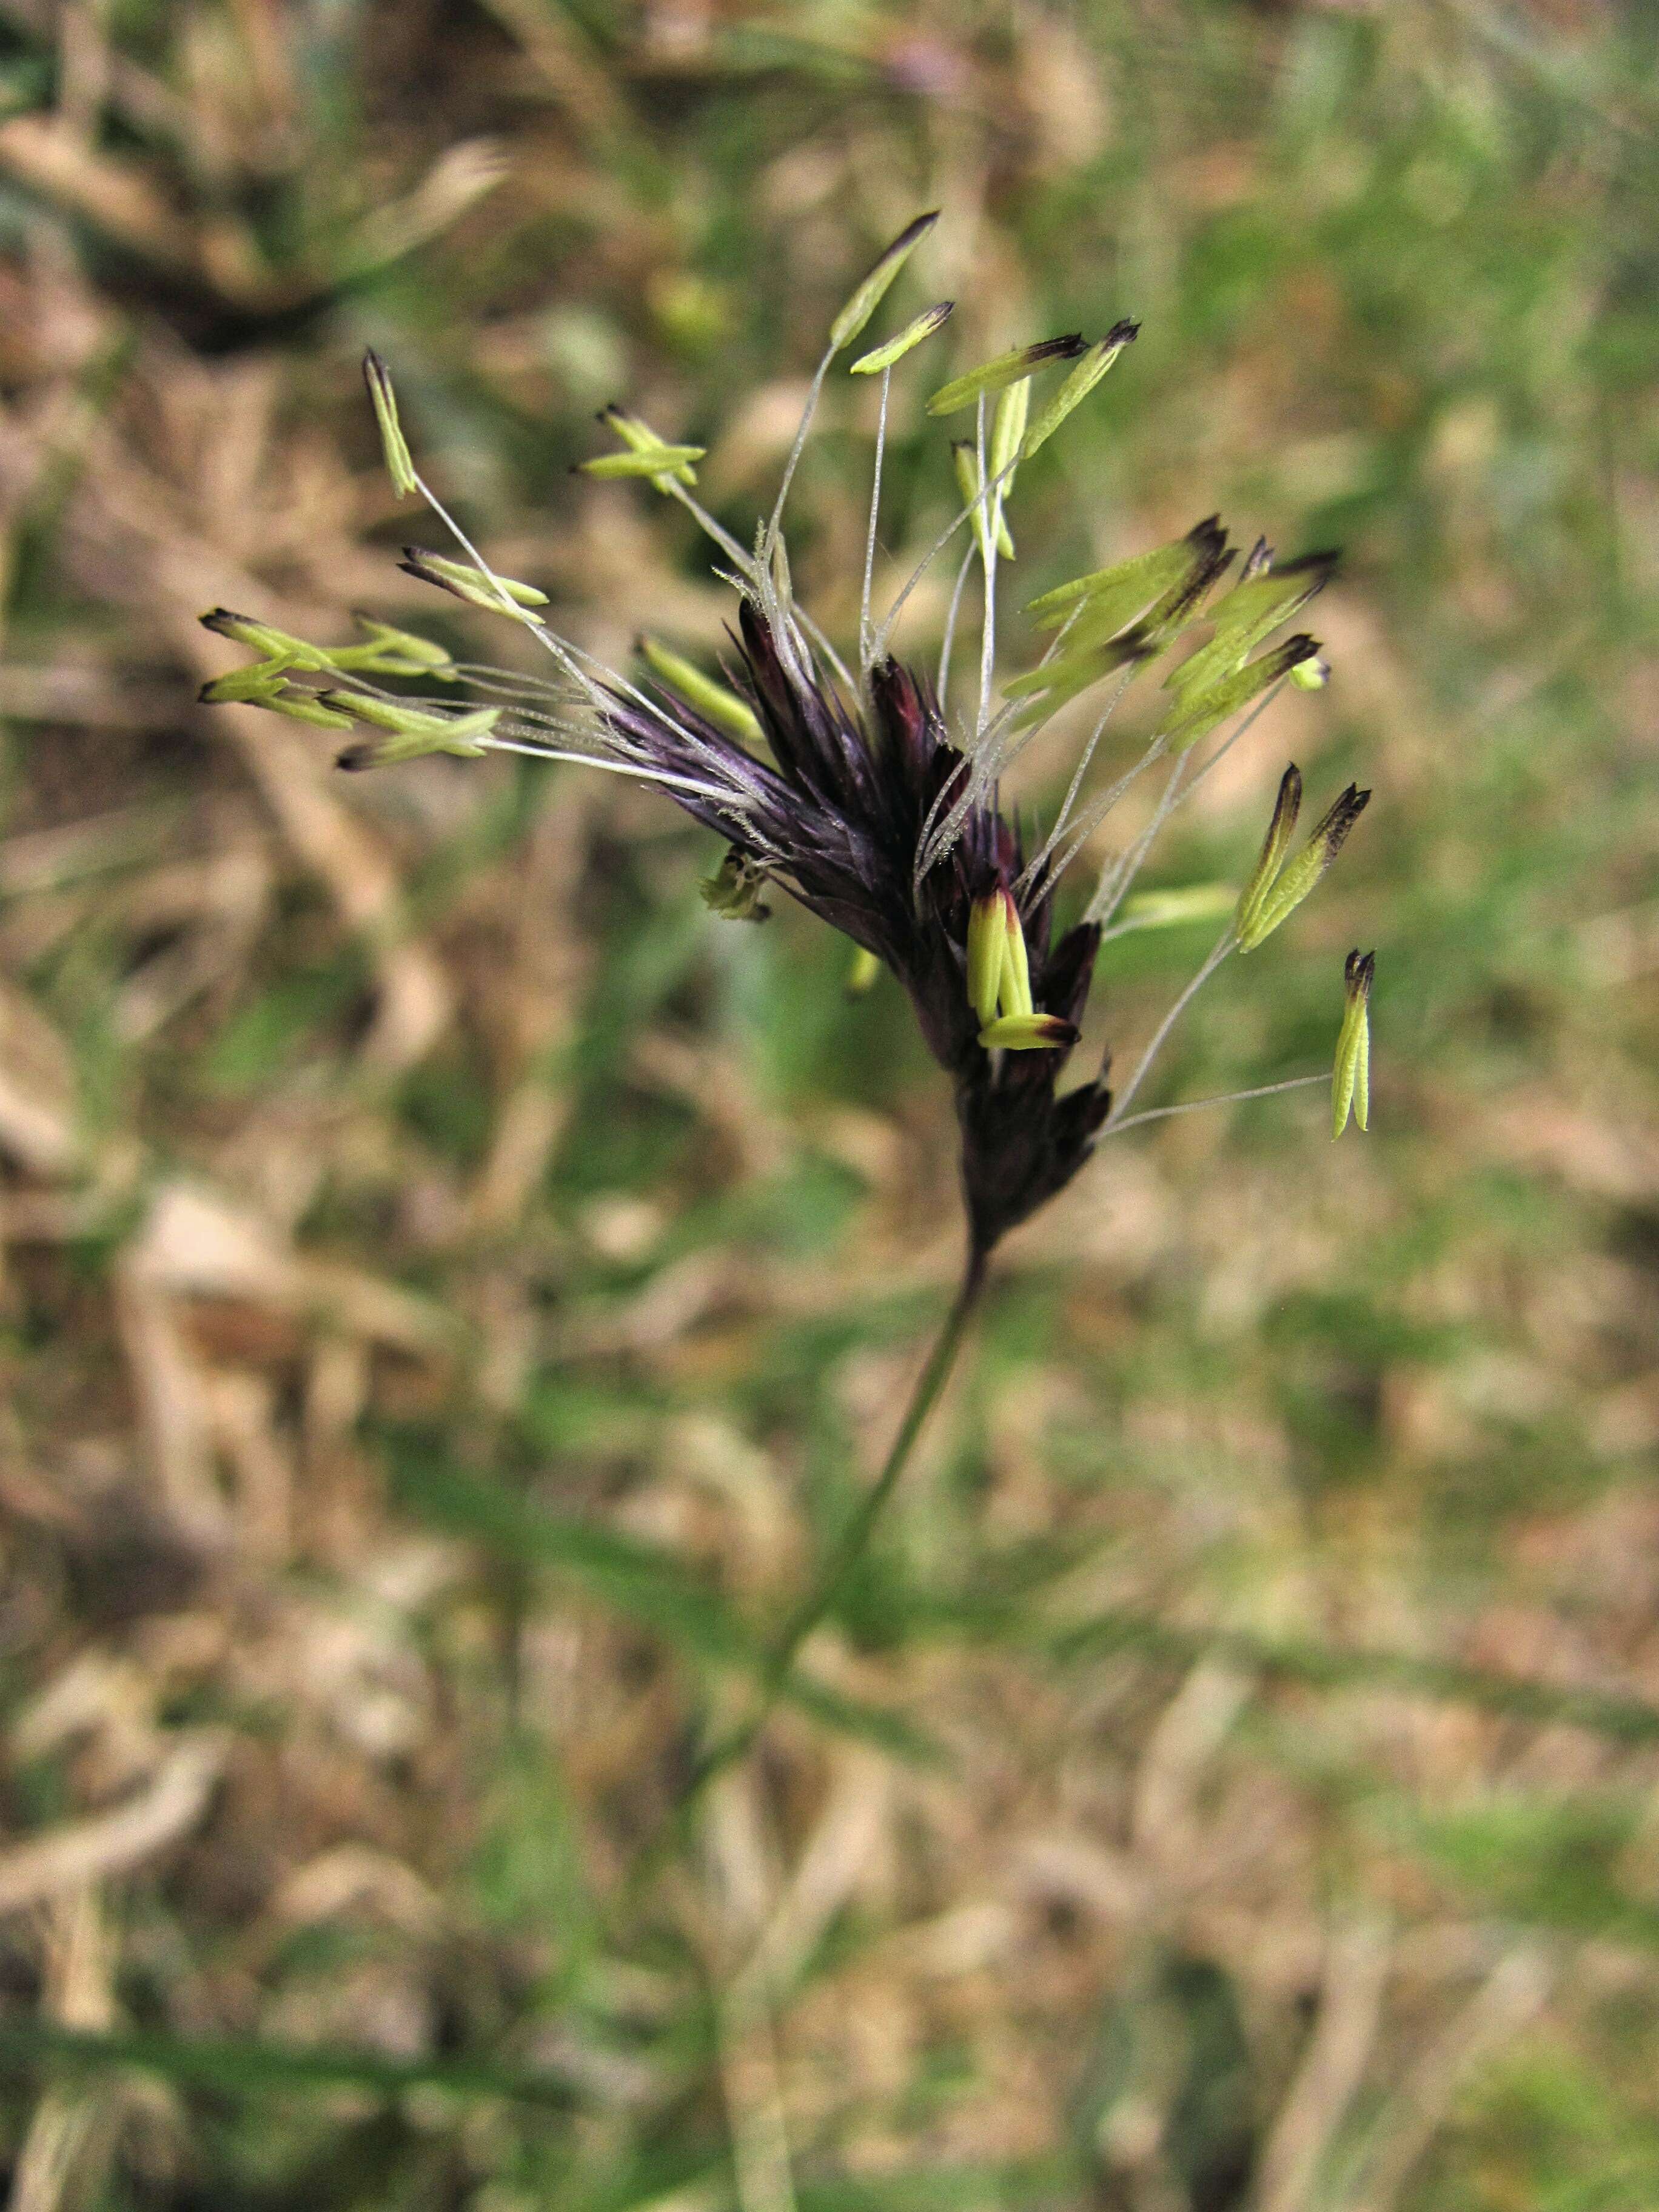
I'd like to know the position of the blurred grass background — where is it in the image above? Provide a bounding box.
[1,1,1657,2207]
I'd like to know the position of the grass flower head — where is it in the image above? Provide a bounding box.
[201,215,1373,1264]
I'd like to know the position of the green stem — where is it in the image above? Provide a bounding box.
[684,1241,990,1802]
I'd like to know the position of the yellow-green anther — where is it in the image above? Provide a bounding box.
[845,946,881,997]
[198,663,291,705]
[1236,782,1370,952]
[608,418,693,488]
[1354,996,1370,1127]
[321,693,498,762]
[977,1012,1079,1052]
[198,608,333,669]
[850,300,954,374]
[1005,649,1136,731]
[1290,654,1331,691]
[1166,602,1285,699]
[1164,627,1252,702]
[1165,551,1336,697]
[989,377,1029,483]
[925,334,1087,418]
[580,444,706,480]
[638,635,762,745]
[1003,631,1156,723]
[597,407,662,451]
[1002,643,1101,701]
[998,893,1033,1018]
[951,438,979,522]
[1025,529,1213,633]
[255,687,357,730]
[966,893,1008,1027]
[597,404,698,487]
[1061,594,1174,662]
[1020,318,1139,460]
[1212,548,1336,634]
[952,442,1010,563]
[398,551,549,618]
[1030,521,1228,672]
[1038,560,1231,709]
[326,692,463,733]
[1332,949,1375,1138]
[1114,884,1238,933]
[348,617,456,673]
[362,350,418,498]
[986,377,1029,558]
[1136,545,1236,647]
[1155,636,1321,753]
[830,210,940,350]
[1233,765,1302,945]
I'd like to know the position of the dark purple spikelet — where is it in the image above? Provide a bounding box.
[601,597,1111,1258]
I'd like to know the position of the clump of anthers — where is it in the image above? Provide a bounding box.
[200,210,1375,1264]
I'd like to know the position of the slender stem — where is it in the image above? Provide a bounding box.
[859,368,891,676]
[1082,683,1292,929]
[1086,749,1192,928]
[665,475,759,576]
[478,736,750,804]
[1179,677,1288,805]
[871,443,1023,663]
[1100,1070,1329,1136]
[411,468,667,732]
[1016,670,1142,893]
[796,605,859,697]
[613,1248,988,1915]
[683,1244,989,1800]
[937,544,974,711]
[766,342,837,558]
[917,602,1097,889]
[1105,926,1235,1127]
[975,395,998,743]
